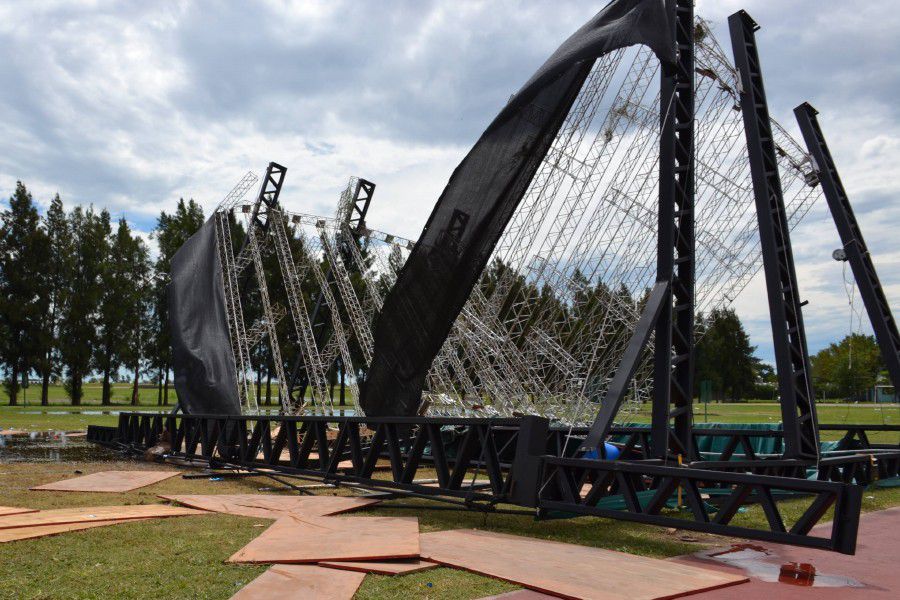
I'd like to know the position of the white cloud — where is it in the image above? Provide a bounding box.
[0,0,899,361]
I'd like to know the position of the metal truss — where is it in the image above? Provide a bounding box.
[730,11,818,460]
[653,0,695,460]
[794,103,900,391]
[100,411,894,555]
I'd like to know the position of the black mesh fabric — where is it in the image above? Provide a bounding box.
[168,216,241,415]
[361,0,676,416]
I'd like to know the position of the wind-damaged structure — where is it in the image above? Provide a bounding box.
[98,0,900,555]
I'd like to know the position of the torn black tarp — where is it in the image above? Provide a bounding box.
[361,0,676,416]
[168,216,241,415]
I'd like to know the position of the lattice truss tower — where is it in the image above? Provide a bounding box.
[212,20,822,421]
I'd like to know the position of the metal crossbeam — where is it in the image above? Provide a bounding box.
[730,11,819,460]
[794,103,900,391]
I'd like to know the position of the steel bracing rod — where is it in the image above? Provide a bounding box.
[269,211,331,411]
[729,11,819,460]
[318,226,375,364]
[287,178,376,404]
[583,281,668,451]
[653,0,695,460]
[215,211,255,411]
[794,103,900,390]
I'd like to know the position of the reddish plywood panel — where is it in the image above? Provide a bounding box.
[30,470,179,493]
[318,558,438,575]
[228,515,419,564]
[159,494,379,520]
[230,564,365,599]
[420,529,747,600]
[477,592,557,600]
[0,506,38,517]
[0,518,153,543]
[0,504,204,530]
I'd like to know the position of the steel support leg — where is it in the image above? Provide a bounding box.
[653,0,695,460]
[730,11,818,460]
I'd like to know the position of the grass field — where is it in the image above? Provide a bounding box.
[2,394,897,440]
[0,459,897,600]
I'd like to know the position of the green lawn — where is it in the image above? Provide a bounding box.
[0,459,897,599]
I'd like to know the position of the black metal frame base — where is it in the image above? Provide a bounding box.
[90,412,900,555]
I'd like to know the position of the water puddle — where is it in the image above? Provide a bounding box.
[0,431,117,463]
[701,544,865,588]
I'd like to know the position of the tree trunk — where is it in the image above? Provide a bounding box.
[41,368,50,406]
[8,365,18,406]
[339,365,346,407]
[265,367,272,406]
[131,361,140,406]
[101,367,111,406]
[157,369,163,406]
[163,367,169,406]
[71,373,82,406]
[256,364,263,406]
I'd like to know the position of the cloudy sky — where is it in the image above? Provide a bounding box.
[1,0,898,364]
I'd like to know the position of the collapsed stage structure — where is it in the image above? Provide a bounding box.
[92,0,900,555]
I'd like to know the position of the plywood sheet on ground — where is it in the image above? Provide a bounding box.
[159,494,379,520]
[420,529,747,600]
[675,506,900,599]
[230,564,365,600]
[0,506,38,517]
[0,518,153,543]
[228,515,419,564]
[477,592,558,600]
[0,504,204,530]
[318,558,437,575]
[30,470,179,493]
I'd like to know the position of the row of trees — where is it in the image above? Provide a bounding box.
[0,182,204,406]
[0,181,889,406]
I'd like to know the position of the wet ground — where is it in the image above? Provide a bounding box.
[0,431,117,463]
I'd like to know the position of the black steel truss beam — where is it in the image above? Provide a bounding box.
[794,103,900,392]
[729,11,819,461]
[99,411,887,555]
[539,456,861,554]
[653,0,696,462]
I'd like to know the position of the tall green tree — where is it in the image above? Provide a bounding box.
[95,218,149,405]
[59,206,109,405]
[35,194,72,405]
[811,333,883,400]
[0,182,48,405]
[695,307,757,401]
[150,199,204,405]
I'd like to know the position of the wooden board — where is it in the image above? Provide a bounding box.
[228,515,419,564]
[0,506,38,517]
[0,429,28,436]
[420,529,747,600]
[0,518,152,543]
[30,470,179,493]
[159,494,379,520]
[230,564,365,600]
[476,592,558,600]
[319,558,437,575]
[0,504,205,530]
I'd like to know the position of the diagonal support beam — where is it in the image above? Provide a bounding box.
[794,103,900,392]
[583,281,669,451]
[730,11,819,460]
